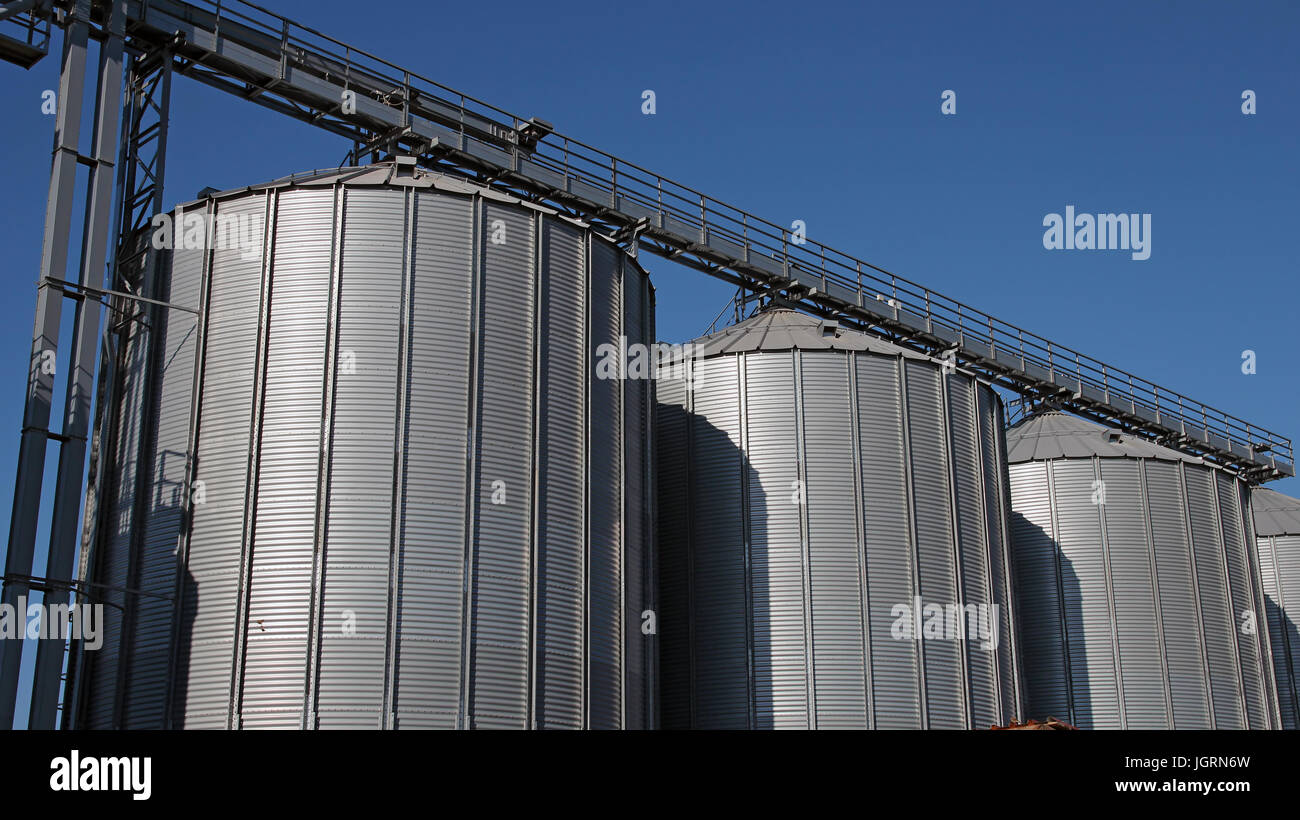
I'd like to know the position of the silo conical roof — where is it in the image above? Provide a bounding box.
[1005,410,1203,466]
[1253,487,1300,537]
[679,308,936,361]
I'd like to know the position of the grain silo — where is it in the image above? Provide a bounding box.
[1006,411,1279,729]
[69,161,656,730]
[1252,486,1300,728]
[656,309,1022,729]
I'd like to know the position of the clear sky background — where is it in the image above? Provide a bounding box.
[0,0,1296,724]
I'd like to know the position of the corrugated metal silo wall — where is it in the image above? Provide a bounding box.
[1257,531,1300,728]
[1008,455,1280,728]
[72,175,656,729]
[657,350,1022,728]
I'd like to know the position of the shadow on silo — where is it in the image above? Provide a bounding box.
[153,452,197,730]
[104,451,194,729]
[1264,593,1300,729]
[72,454,192,729]
[1008,511,1091,728]
[167,567,197,729]
[142,451,197,730]
[745,449,778,731]
[656,399,770,729]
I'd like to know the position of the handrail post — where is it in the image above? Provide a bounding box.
[402,70,411,130]
[278,18,289,82]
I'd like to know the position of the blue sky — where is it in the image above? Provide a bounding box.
[0,0,1297,723]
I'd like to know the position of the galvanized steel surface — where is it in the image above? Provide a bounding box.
[72,163,655,729]
[1006,412,1279,729]
[657,310,1021,729]
[1252,487,1300,729]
